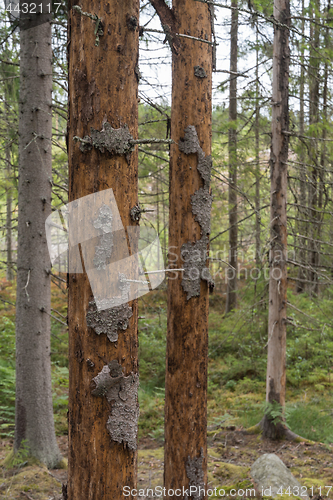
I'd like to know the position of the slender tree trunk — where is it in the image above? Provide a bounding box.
[308,0,320,295]
[296,0,307,293]
[5,137,13,281]
[15,5,61,467]
[317,0,330,263]
[262,0,290,439]
[226,0,238,313]
[255,23,261,267]
[67,0,139,498]
[149,1,213,497]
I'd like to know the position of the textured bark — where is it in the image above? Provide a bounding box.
[15,7,61,467]
[159,0,213,498]
[263,0,290,439]
[67,0,139,498]
[296,0,307,294]
[225,0,238,314]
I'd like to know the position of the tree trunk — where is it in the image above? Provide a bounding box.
[296,0,307,293]
[67,0,139,498]
[317,0,330,265]
[308,0,320,295]
[255,23,261,267]
[262,0,290,439]
[15,5,61,467]
[5,136,13,281]
[226,0,238,313]
[149,0,213,497]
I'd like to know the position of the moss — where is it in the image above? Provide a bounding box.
[214,461,248,480]
[0,464,61,499]
[245,423,262,435]
[139,447,164,461]
[57,457,68,469]
[3,449,42,469]
[208,460,250,493]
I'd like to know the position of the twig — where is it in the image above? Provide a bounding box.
[20,492,35,500]
[0,296,15,307]
[47,470,62,484]
[264,321,277,349]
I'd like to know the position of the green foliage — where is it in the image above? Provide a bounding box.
[4,440,30,469]
[286,403,333,444]
[0,316,16,437]
[138,388,164,441]
[138,319,166,393]
[262,401,285,426]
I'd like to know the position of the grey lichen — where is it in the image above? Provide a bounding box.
[181,237,214,300]
[90,122,134,155]
[130,204,142,222]
[127,15,138,31]
[197,151,212,190]
[191,188,213,236]
[194,65,207,78]
[134,64,141,82]
[91,360,139,451]
[179,126,212,190]
[185,448,205,500]
[75,122,134,157]
[179,126,214,298]
[86,300,133,342]
[93,204,113,270]
[179,125,201,155]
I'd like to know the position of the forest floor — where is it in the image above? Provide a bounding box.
[1,429,333,499]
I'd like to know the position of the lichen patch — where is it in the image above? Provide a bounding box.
[86,300,132,342]
[194,65,207,78]
[186,448,205,500]
[92,360,139,451]
[181,237,214,300]
[178,126,214,298]
[179,125,201,155]
[77,122,134,157]
[191,188,213,236]
[130,204,142,222]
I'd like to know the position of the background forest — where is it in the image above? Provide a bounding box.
[1,0,333,498]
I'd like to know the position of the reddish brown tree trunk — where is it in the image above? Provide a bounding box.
[150,0,213,497]
[67,1,139,498]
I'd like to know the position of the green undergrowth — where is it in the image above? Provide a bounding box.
[0,277,69,438]
[1,275,333,446]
